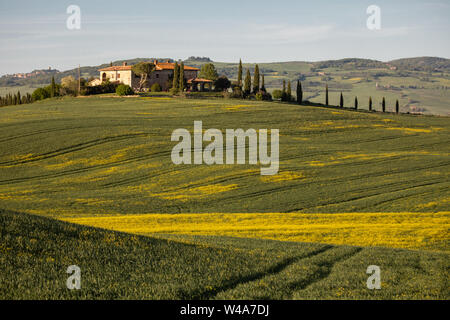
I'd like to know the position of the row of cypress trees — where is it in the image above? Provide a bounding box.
[0,90,33,107]
[291,80,401,113]
[333,90,399,113]
[238,60,266,95]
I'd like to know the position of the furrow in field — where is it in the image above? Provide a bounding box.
[295,180,448,212]
[0,151,170,185]
[217,162,449,204]
[0,133,149,167]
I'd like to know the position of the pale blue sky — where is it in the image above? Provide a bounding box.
[0,0,449,75]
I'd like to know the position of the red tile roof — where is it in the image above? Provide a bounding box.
[187,78,213,83]
[99,61,199,72]
[155,62,199,71]
[98,65,132,71]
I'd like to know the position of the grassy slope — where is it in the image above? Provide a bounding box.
[0,96,448,216]
[1,209,448,300]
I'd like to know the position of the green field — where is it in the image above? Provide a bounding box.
[0,96,449,215]
[0,96,449,299]
[1,209,448,300]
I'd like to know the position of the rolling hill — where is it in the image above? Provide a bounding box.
[1,209,448,300]
[0,95,448,299]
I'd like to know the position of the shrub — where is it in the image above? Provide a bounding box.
[82,82,119,96]
[116,84,134,96]
[31,88,50,101]
[225,86,243,99]
[151,83,162,92]
[214,76,231,92]
[256,91,272,101]
[272,90,283,100]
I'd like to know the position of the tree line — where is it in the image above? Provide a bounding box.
[269,75,401,113]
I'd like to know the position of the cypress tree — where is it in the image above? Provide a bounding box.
[369,97,373,111]
[287,81,292,101]
[50,76,56,98]
[396,100,399,114]
[281,80,286,101]
[261,74,266,92]
[238,59,243,88]
[354,96,358,109]
[172,62,180,91]
[244,69,251,95]
[382,97,386,112]
[17,91,21,104]
[325,84,329,106]
[296,81,303,104]
[340,92,344,108]
[253,64,260,93]
[179,62,185,92]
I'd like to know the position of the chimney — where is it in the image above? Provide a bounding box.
[122,62,127,66]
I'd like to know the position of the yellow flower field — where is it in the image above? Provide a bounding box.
[61,212,450,252]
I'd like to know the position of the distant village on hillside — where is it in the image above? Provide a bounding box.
[8,67,59,79]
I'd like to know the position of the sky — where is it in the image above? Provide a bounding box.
[0,0,449,75]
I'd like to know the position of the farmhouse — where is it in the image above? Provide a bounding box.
[98,60,212,91]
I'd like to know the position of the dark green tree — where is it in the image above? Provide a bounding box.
[253,64,260,93]
[244,69,252,95]
[396,99,399,114]
[287,81,292,101]
[325,84,329,106]
[50,76,56,98]
[17,91,21,105]
[369,97,373,111]
[179,62,185,92]
[31,87,50,101]
[214,76,231,91]
[340,92,344,108]
[354,96,358,109]
[238,59,243,88]
[132,62,155,92]
[382,97,386,112]
[261,74,266,92]
[172,62,180,91]
[199,63,218,81]
[296,81,303,104]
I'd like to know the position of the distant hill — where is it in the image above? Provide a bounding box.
[388,57,450,73]
[2,56,448,89]
[312,58,388,70]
